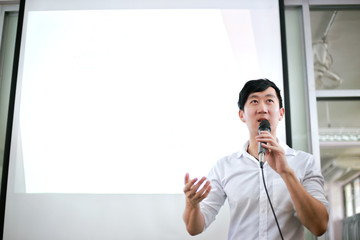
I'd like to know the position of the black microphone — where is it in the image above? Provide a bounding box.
[258,119,271,168]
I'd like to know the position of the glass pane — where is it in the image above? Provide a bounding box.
[344,183,354,217]
[318,100,360,181]
[310,10,360,90]
[317,100,360,129]
[0,11,18,187]
[354,178,360,214]
[285,7,309,152]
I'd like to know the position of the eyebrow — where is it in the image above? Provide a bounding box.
[248,94,276,99]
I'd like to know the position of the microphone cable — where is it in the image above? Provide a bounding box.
[260,164,284,240]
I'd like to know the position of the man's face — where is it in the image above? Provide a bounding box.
[238,87,285,137]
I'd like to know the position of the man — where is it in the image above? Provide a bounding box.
[183,79,329,239]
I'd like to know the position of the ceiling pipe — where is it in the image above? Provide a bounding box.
[322,11,338,43]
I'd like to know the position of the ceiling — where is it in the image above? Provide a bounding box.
[310,9,360,181]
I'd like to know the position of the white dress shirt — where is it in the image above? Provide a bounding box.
[200,141,329,240]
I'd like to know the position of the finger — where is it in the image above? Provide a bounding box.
[196,180,211,197]
[259,131,272,135]
[191,181,211,202]
[262,143,284,154]
[258,131,274,138]
[184,177,199,193]
[196,182,212,202]
[193,177,207,190]
[200,184,212,200]
[260,142,274,150]
[187,177,206,198]
[256,131,274,138]
[184,173,189,184]
[256,134,274,140]
[257,137,277,146]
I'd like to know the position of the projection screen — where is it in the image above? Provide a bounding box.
[3,0,287,239]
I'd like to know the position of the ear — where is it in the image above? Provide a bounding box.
[239,110,246,123]
[279,107,285,121]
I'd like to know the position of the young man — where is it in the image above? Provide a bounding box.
[183,79,329,239]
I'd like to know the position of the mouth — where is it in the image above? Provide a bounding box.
[257,118,268,123]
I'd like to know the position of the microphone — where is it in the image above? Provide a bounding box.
[258,119,271,168]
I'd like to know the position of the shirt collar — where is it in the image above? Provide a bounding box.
[279,140,296,156]
[237,139,296,158]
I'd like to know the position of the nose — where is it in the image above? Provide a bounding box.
[257,102,268,114]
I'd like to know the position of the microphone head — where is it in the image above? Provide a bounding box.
[258,119,271,132]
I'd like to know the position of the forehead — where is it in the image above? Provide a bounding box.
[247,87,278,100]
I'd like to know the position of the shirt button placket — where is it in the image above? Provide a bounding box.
[259,167,267,240]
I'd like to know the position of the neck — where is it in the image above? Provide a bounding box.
[247,138,260,159]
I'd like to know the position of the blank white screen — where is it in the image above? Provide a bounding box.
[20,9,247,194]
[15,8,284,194]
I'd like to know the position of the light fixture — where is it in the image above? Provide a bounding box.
[319,128,360,142]
[313,11,343,89]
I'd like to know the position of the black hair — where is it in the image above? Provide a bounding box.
[238,78,283,110]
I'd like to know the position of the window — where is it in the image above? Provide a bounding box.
[343,176,360,217]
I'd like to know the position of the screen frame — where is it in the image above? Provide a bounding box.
[0,0,291,237]
[0,0,26,237]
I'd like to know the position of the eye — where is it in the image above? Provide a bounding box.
[250,99,258,104]
[267,99,274,103]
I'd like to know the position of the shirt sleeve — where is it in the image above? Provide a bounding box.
[302,153,329,212]
[200,159,227,230]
